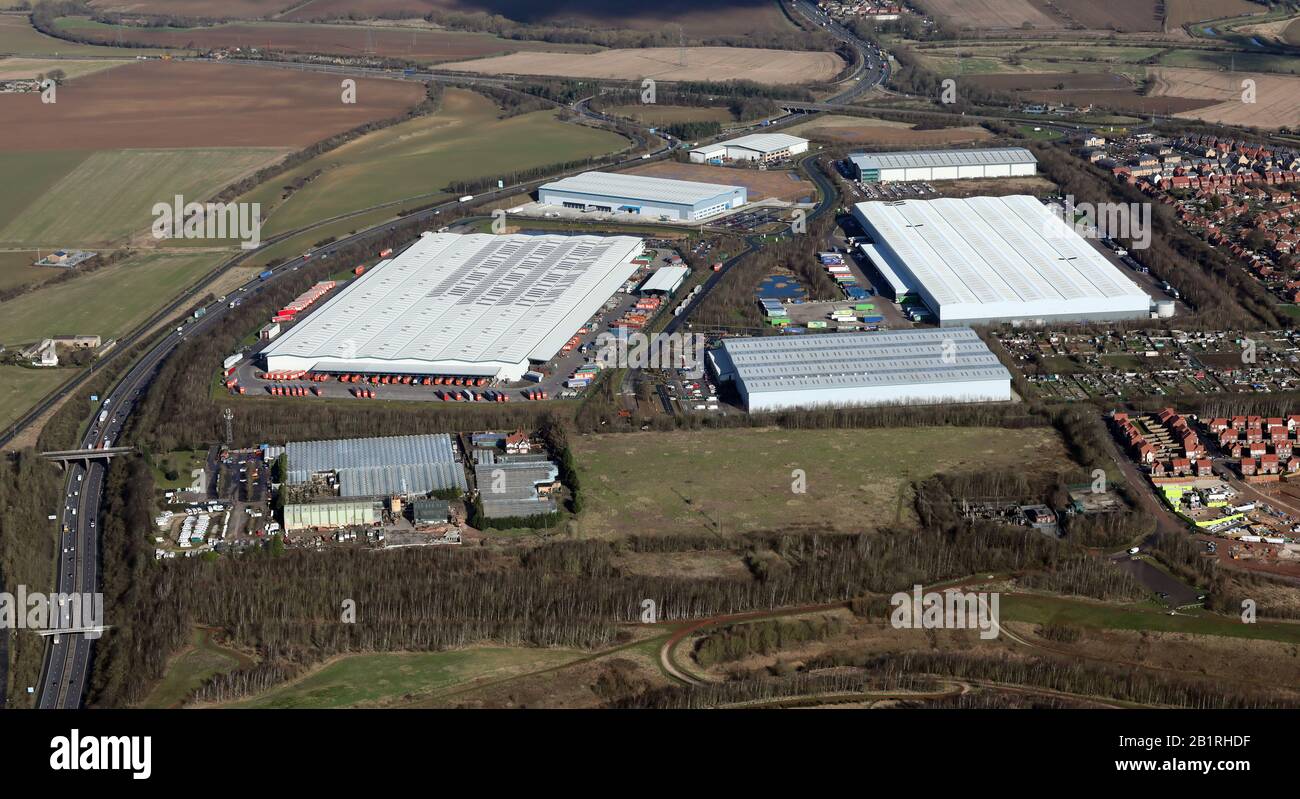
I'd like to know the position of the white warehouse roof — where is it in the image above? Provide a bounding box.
[852,195,1151,325]
[261,232,643,380]
[540,171,744,206]
[710,328,1011,411]
[692,133,808,156]
[639,265,689,293]
[851,147,1036,172]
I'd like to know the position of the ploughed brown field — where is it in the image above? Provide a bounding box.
[914,0,1060,30]
[60,21,590,61]
[794,122,992,147]
[1051,0,1162,32]
[624,162,816,203]
[438,46,844,85]
[1164,0,1262,28]
[0,60,426,151]
[966,72,1135,92]
[1018,88,1216,115]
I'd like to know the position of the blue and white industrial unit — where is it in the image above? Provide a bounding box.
[709,328,1012,412]
[538,171,747,221]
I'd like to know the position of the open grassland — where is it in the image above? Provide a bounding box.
[0,148,287,246]
[0,365,71,432]
[440,46,844,85]
[572,426,1071,539]
[0,56,129,79]
[915,0,1060,31]
[1165,0,1263,28]
[1156,47,1300,74]
[1289,17,1300,46]
[53,17,596,61]
[226,647,584,708]
[604,104,738,127]
[1004,594,1300,644]
[0,249,56,293]
[139,627,252,709]
[243,88,629,236]
[0,14,174,56]
[0,250,223,345]
[0,60,426,151]
[1148,66,1300,128]
[785,114,991,147]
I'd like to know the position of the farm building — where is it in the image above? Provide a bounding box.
[849,147,1037,182]
[261,232,643,381]
[851,196,1152,326]
[638,266,689,295]
[708,328,1011,412]
[538,171,746,221]
[283,500,380,532]
[689,133,809,164]
[285,433,467,498]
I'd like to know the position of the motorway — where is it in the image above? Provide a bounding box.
[31,17,886,708]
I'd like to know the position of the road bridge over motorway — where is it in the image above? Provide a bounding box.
[41,447,134,467]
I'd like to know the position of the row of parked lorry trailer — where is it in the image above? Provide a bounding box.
[243,382,551,402]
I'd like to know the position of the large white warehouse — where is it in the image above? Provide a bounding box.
[689,133,809,164]
[709,328,1012,412]
[850,147,1037,182]
[538,171,746,221]
[261,232,643,381]
[852,195,1152,327]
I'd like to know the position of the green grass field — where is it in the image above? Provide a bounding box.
[0,150,90,239]
[1157,48,1300,74]
[0,14,175,56]
[139,627,251,708]
[151,449,208,490]
[1004,594,1300,644]
[0,249,57,293]
[0,363,72,432]
[0,250,223,345]
[604,104,738,126]
[0,147,289,247]
[572,426,1071,538]
[243,89,630,237]
[0,56,131,80]
[229,648,583,709]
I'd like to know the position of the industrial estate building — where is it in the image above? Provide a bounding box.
[286,433,467,497]
[689,133,809,164]
[538,171,746,221]
[284,500,380,532]
[261,232,644,381]
[472,450,559,519]
[709,328,1012,412]
[638,265,689,295]
[849,147,1037,182]
[852,195,1152,326]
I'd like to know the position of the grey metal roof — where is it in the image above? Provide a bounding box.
[639,266,688,293]
[287,434,467,496]
[540,170,744,206]
[716,328,1010,394]
[850,147,1036,171]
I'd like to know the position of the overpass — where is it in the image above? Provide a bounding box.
[41,447,133,467]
